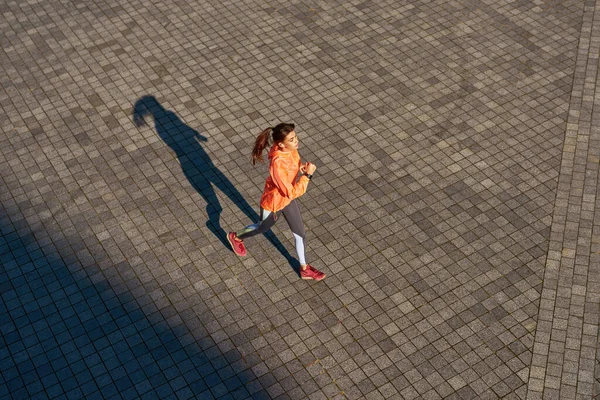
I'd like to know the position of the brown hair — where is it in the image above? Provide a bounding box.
[251,123,295,165]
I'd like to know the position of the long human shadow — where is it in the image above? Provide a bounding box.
[0,209,272,399]
[132,95,298,270]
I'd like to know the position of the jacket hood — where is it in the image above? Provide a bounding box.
[267,144,294,160]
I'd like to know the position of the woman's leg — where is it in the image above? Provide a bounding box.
[228,209,277,256]
[237,209,276,239]
[280,200,307,265]
[281,200,325,280]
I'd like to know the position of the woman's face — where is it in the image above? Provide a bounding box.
[278,130,299,151]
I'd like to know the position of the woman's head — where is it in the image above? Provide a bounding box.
[271,123,295,144]
[252,123,296,164]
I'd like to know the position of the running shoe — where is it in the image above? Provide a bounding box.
[300,264,326,281]
[227,232,247,256]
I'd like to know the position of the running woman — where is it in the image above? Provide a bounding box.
[228,123,325,281]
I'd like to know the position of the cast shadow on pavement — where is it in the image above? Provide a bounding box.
[0,210,272,399]
[132,95,299,271]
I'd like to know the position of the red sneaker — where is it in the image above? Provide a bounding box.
[300,264,326,281]
[227,232,247,256]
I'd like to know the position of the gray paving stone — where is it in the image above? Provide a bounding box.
[1,0,598,399]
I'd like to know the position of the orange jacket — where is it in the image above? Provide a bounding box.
[260,145,310,212]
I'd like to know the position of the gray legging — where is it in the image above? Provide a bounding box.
[237,200,307,265]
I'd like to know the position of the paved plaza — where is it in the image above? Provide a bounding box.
[1,0,599,399]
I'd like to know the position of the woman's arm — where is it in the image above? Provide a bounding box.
[270,158,310,200]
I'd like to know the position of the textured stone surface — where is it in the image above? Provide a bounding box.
[0,0,596,398]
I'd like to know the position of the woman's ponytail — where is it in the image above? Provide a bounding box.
[251,127,272,165]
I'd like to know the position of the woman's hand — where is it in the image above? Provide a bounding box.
[304,162,317,175]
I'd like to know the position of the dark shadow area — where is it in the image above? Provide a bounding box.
[0,208,272,399]
[132,95,298,271]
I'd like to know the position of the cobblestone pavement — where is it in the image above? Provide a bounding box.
[1,0,598,399]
